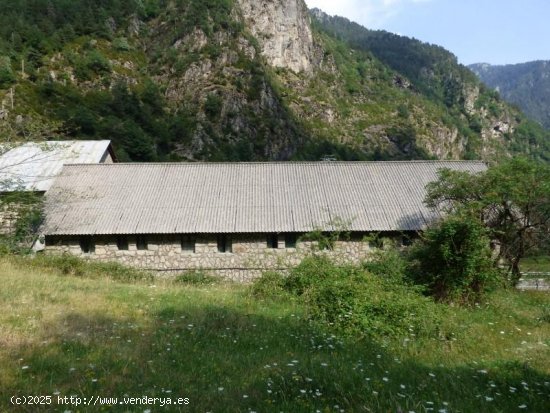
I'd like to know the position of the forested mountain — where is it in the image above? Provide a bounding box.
[469,61,550,130]
[0,0,548,162]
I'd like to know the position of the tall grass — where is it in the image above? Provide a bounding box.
[0,256,548,412]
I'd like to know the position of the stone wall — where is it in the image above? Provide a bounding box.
[0,203,19,235]
[44,233,385,282]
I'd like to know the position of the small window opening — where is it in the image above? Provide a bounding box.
[181,236,196,253]
[285,233,297,249]
[217,235,232,253]
[137,235,148,250]
[368,238,384,249]
[402,235,413,246]
[80,236,94,254]
[117,236,128,250]
[267,233,279,249]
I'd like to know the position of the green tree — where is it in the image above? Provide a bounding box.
[0,56,15,88]
[407,215,498,303]
[425,158,550,283]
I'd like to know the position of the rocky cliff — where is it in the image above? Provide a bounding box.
[470,61,550,130]
[236,0,317,73]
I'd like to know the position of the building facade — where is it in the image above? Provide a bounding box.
[41,161,487,280]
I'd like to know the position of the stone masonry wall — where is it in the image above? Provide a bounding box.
[44,233,383,282]
[0,205,19,235]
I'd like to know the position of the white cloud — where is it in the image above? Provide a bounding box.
[305,0,432,29]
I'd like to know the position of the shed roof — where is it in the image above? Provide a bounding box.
[42,161,487,235]
[0,140,114,192]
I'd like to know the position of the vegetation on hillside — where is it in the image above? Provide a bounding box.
[470,61,550,130]
[0,0,548,162]
[311,9,550,162]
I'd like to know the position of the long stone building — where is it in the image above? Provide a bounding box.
[41,161,486,280]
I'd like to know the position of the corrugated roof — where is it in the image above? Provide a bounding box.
[0,140,113,192]
[42,161,487,235]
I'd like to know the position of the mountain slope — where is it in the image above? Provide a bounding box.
[0,0,548,162]
[469,61,550,130]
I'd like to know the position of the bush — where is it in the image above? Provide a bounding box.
[249,271,287,299]
[283,255,339,296]
[362,239,408,282]
[74,50,111,81]
[112,37,131,51]
[281,256,444,338]
[407,215,499,303]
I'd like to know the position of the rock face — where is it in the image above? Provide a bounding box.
[236,0,315,73]
[470,60,550,129]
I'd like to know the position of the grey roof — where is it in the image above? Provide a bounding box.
[42,161,487,235]
[0,140,113,192]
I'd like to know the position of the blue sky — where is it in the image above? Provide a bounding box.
[305,0,550,65]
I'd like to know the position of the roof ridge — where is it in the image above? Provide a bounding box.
[62,160,486,166]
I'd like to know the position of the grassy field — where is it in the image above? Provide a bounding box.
[0,256,549,412]
[521,256,550,274]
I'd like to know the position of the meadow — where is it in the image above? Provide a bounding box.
[0,255,548,412]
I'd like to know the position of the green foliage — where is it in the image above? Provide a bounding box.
[74,49,111,81]
[249,271,287,299]
[362,240,408,282]
[0,0,159,63]
[0,191,43,254]
[0,56,15,88]
[426,158,550,282]
[112,37,131,51]
[471,61,550,129]
[280,256,443,338]
[30,253,153,282]
[204,93,223,119]
[175,270,220,286]
[407,215,499,303]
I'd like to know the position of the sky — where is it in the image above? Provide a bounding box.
[304,0,550,66]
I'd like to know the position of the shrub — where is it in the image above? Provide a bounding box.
[282,256,444,338]
[362,238,408,282]
[204,94,223,119]
[407,215,499,303]
[74,50,111,80]
[249,271,286,299]
[112,37,131,51]
[283,255,339,296]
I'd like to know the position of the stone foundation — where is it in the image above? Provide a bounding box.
[44,233,394,282]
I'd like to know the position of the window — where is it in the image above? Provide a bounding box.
[267,233,279,249]
[402,235,413,246]
[181,236,195,253]
[136,235,148,250]
[217,235,232,253]
[368,238,384,249]
[285,233,297,249]
[117,236,128,251]
[80,236,94,254]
